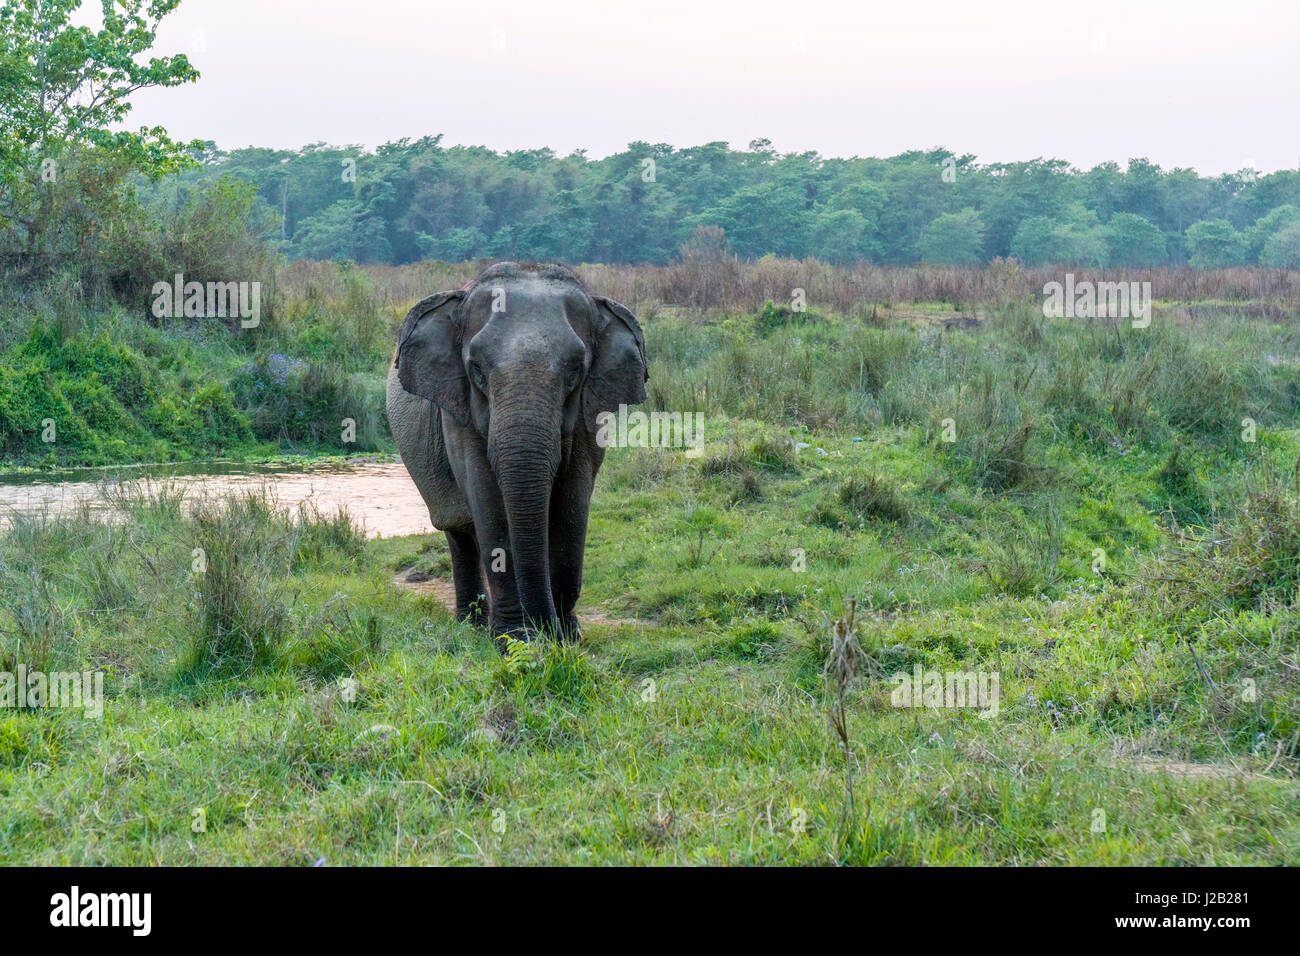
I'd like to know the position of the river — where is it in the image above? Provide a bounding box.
[0,458,433,538]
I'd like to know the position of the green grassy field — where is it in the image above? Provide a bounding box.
[2,291,1299,864]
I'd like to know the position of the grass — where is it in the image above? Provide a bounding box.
[1,272,1299,863]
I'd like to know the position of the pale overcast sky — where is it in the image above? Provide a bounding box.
[111,0,1299,174]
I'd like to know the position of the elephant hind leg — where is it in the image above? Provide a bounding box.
[445,527,488,626]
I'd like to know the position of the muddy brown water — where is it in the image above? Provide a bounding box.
[0,458,655,624]
[0,459,433,539]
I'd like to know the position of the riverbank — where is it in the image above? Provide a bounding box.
[0,264,402,468]
[0,451,397,480]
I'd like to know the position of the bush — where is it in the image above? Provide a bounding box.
[115,177,279,312]
[983,507,1062,597]
[0,321,251,463]
[1211,480,1300,611]
[700,433,798,476]
[1144,468,1300,618]
[1185,219,1247,268]
[181,492,365,671]
[229,352,378,447]
[188,495,291,669]
[1152,446,1210,523]
[0,559,71,674]
[838,474,908,524]
[1261,222,1300,268]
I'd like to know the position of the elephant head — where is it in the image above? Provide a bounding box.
[394,262,647,635]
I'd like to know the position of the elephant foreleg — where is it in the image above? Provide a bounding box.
[445,527,487,626]
[548,447,596,643]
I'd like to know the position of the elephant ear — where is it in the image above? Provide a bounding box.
[395,291,469,426]
[583,295,648,433]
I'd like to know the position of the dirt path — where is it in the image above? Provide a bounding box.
[391,569,644,627]
[1130,757,1283,781]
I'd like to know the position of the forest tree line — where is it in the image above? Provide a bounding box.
[172,136,1300,269]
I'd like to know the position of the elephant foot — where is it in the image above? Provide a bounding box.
[490,618,532,652]
[489,616,564,652]
[559,613,582,644]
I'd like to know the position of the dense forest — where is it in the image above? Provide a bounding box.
[167,137,1300,269]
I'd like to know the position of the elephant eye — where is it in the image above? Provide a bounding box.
[469,363,488,392]
[564,367,582,393]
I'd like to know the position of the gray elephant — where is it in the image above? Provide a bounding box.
[386,262,647,643]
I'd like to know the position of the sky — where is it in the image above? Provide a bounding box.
[106,0,1300,175]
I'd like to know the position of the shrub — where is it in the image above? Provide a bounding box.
[1210,479,1300,611]
[1185,219,1247,268]
[983,507,1062,597]
[1152,446,1211,523]
[186,493,291,670]
[0,560,70,674]
[700,433,798,476]
[838,474,908,524]
[230,352,377,447]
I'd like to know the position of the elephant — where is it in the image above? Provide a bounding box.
[386,262,647,643]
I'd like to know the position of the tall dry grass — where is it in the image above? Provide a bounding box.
[277,256,1300,318]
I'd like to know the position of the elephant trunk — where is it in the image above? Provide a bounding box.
[489,389,562,636]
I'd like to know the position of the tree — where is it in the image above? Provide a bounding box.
[292,199,391,263]
[1119,157,1165,222]
[1184,219,1247,268]
[1261,222,1300,268]
[809,208,872,264]
[978,159,1080,258]
[694,182,808,259]
[877,161,949,263]
[1245,204,1300,262]
[1105,212,1167,267]
[1009,205,1107,266]
[918,208,985,265]
[1008,216,1057,264]
[0,0,200,272]
[114,128,1300,268]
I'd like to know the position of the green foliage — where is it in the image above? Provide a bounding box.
[0,554,71,673]
[836,473,908,524]
[0,0,200,277]
[1010,206,1107,266]
[754,299,822,336]
[691,182,809,259]
[1185,219,1247,268]
[918,208,985,265]
[1261,221,1300,268]
[1180,475,1300,612]
[809,208,877,265]
[1152,445,1210,523]
[982,507,1062,598]
[498,639,600,706]
[292,199,392,263]
[125,175,279,297]
[0,319,253,463]
[1245,204,1300,261]
[229,353,375,445]
[1104,212,1168,267]
[188,495,290,671]
[148,142,1300,268]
